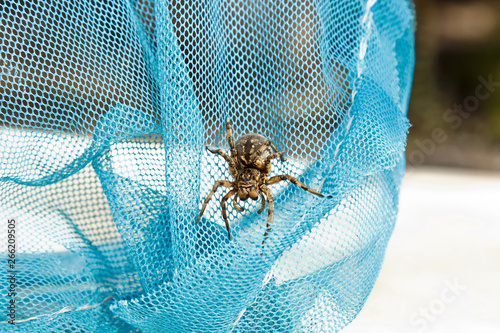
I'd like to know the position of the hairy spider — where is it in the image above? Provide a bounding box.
[196,120,328,244]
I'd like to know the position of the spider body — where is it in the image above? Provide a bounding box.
[235,133,280,172]
[196,120,327,244]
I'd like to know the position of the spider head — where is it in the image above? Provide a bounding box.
[237,168,260,201]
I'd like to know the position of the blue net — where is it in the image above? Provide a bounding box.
[1,0,414,332]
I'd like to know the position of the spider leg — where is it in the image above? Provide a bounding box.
[205,144,232,162]
[232,192,245,212]
[257,191,266,214]
[196,180,233,224]
[266,175,328,197]
[264,152,285,164]
[221,189,238,240]
[205,144,237,177]
[260,185,274,245]
[270,142,286,162]
[225,119,241,168]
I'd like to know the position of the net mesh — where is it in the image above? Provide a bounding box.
[0,0,414,331]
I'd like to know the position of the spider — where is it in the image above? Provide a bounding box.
[196,120,328,244]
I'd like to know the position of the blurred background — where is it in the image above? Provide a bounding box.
[346,0,500,331]
[407,0,500,170]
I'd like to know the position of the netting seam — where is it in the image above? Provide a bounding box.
[0,296,115,324]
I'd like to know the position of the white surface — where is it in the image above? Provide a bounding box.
[343,167,500,332]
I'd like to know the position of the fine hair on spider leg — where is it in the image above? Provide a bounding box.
[197,120,330,246]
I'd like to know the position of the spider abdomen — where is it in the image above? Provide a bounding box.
[235,133,277,171]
